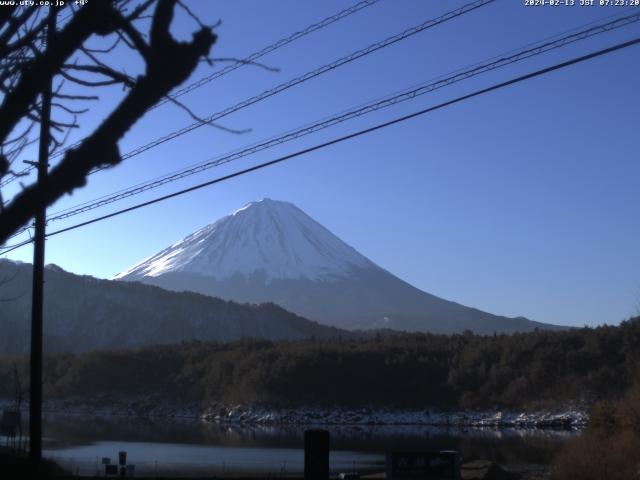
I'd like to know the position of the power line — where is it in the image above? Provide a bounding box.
[0,237,33,255]
[3,35,638,256]
[154,0,382,108]
[24,0,494,183]
[3,9,636,244]
[0,0,382,187]
[39,11,640,226]
[93,0,494,170]
[5,9,639,244]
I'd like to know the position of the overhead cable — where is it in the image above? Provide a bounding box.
[3,35,638,255]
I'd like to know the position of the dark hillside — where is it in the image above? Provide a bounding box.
[0,260,349,354]
[1,317,637,409]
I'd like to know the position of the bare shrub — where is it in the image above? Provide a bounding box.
[552,383,640,480]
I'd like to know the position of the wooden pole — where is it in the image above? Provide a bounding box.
[29,5,56,468]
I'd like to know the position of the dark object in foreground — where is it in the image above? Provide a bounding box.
[460,460,521,480]
[0,448,66,479]
[0,409,20,437]
[305,429,330,480]
[387,450,462,480]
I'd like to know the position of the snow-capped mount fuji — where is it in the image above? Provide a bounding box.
[116,198,373,283]
[116,199,560,334]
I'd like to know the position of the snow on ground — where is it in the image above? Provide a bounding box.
[200,404,588,429]
[2,395,587,430]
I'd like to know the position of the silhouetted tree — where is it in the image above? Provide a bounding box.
[0,0,217,244]
[9,362,27,451]
[3,316,635,409]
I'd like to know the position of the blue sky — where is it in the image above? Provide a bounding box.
[2,0,639,327]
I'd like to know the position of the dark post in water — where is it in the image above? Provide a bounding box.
[304,429,330,480]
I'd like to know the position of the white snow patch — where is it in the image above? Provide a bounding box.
[114,199,373,282]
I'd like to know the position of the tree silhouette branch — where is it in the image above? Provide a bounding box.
[0,0,217,244]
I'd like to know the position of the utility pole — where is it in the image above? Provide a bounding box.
[29,6,56,467]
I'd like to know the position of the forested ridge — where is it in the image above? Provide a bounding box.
[1,317,638,410]
[0,260,348,353]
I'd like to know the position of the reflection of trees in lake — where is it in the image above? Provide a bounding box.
[43,414,577,465]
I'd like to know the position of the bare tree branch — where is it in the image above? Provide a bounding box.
[164,95,250,135]
[0,0,217,244]
[0,1,119,144]
[61,64,136,87]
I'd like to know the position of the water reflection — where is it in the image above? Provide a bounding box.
[41,414,578,476]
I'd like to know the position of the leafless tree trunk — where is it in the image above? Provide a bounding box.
[0,0,217,244]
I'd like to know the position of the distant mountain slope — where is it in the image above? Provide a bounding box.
[116,198,563,334]
[0,259,348,354]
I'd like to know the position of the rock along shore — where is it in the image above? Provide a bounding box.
[200,404,587,429]
[0,396,588,430]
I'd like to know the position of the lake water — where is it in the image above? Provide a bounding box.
[39,414,579,477]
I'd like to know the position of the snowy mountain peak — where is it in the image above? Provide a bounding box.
[115,199,373,282]
[231,197,282,215]
[113,199,553,335]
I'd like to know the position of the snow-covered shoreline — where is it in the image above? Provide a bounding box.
[0,396,588,430]
[200,404,588,429]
